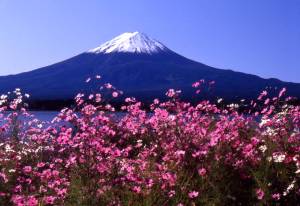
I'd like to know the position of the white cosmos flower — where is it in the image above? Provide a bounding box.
[227,104,239,109]
[168,115,176,121]
[259,118,270,127]
[262,127,277,136]
[259,145,267,153]
[283,179,296,196]
[0,94,7,100]
[5,144,14,152]
[217,98,223,103]
[8,169,16,173]
[272,153,286,163]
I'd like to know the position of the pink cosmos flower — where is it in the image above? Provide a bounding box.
[256,188,264,200]
[112,91,119,98]
[95,93,101,102]
[209,80,215,85]
[37,162,45,168]
[166,89,176,98]
[43,196,56,205]
[132,186,141,194]
[264,98,270,105]
[23,166,32,173]
[192,81,200,88]
[279,87,286,98]
[188,191,199,199]
[258,90,268,100]
[125,97,136,103]
[14,185,22,193]
[11,195,25,206]
[105,83,113,89]
[168,190,175,197]
[272,193,280,201]
[57,188,67,197]
[0,172,8,183]
[89,94,94,100]
[153,98,159,104]
[198,168,207,177]
[27,196,38,206]
[175,150,185,156]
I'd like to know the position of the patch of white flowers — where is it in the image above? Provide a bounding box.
[13,88,22,96]
[0,94,8,105]
[259,145,267,153]
[272,152,286,163]
[262,127,278,136]
[168,114,176,121]
[283,179,296,196]
[259,118,270,128]
[5,144,14,153]
[217,98,223,103]
[227,104,239,109]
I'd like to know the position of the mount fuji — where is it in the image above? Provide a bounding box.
[0,32,299,104]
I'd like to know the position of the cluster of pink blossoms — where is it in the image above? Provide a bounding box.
[0,80,299,205]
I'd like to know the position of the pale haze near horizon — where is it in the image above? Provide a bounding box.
[0,0,299,83]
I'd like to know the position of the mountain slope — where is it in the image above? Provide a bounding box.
[0,32,299,102]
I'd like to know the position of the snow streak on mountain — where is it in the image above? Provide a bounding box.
[87,32,168,54]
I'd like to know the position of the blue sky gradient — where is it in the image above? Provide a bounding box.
[0,0,299,82]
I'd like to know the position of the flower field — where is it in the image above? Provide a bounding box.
[0,79,299,205]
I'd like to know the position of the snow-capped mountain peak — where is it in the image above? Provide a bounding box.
[87,32,168,54]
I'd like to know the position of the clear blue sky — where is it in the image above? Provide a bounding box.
[0,0,299,82]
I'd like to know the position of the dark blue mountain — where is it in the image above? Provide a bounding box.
[0,32,299,102]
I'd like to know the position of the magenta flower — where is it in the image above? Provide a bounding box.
[198,168,207,177]
[166,89,176,97]
[23,166,32,174]
[168,190,175,197]
[272,193,280,201]
[37,162,45,168]
[0,172,8,183]
[192,81,200,88]
[105,83,113,89]
[279,87,286,98]
[27,196,38,206]
[256,188,264,200]
[132,186,141,194]
[112,91,119,98]
[11,195,25,206]
[43,196,56,205]
[188,191,199,199]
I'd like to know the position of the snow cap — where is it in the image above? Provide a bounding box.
[87,32,168,54]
